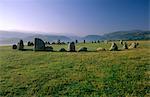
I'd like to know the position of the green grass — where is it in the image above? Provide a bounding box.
[0,41,150,97]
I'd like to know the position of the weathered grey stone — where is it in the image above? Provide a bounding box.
[12,44,17,49]
[120,40,123,45]
[96,47,106,51]
[129,42,137,49]
[57,40,61,44]
[34,38,45,51]
[122,42,128,49]
[68,42,76,52]
[109,42,118,51]
[136,42,139,46]
[59,48,67,52]
[17,40,24,50]
[84,40,86,43]
[27,41,34,46]
[52,42,56,44]
[75,40,78,44]
[78,47,87,52]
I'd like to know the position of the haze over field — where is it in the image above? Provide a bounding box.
[0,0,149,36]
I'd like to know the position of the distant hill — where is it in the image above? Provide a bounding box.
[0,30,150,45]
[24,34,71,42]
[0,31,71,45]
[81,30,150,41]
[0,30,34,40]
[103,30,150,40]
[82,35,104,41]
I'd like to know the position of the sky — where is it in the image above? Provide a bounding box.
[0,0,149,36]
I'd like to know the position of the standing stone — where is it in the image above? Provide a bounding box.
[122,42,128,49]
[59,48,67,52]
[12,44,17,49]
[17,40,24,50]
[78,47,87,52]
[109,42,118,51]
[57,40,61,44]
[68,42,76,52]
[52,42,56,44]
[120,40,123,45]
[84,40,86,43]
[47,42,50,45]
[30,42,34,46]
[129,42,137,49]
[34,38,45,51]
[27,41,31,46]
[75,40,78,44]
[136,42,139,46]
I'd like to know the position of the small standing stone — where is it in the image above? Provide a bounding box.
[12,44,17,49]
[57,40,61,44]
[59,48,67,52]
[17,40,24,50]
[120,40,123,45]
[75,40,78,44]
[122,42,128,49]
[68,42,76,52]
[129,42,137,49]
[78,47,87,52]
[109,42,118,51]
[84,40,86,43]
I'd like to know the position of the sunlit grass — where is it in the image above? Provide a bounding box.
[0,40,149,97]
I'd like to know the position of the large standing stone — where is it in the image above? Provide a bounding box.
[129,42,137,49]
[17,40,24,50]
[122,42,128,49]
[68,42,76,52]
[109,42,118,51]
[34,38,45,51]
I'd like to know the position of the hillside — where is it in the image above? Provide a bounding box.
[82,35,104,41]
[103,30,150,40]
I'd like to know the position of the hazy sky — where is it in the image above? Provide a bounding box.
[0,0,149,35]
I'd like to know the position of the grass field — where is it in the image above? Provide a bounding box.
[0,41,150,97]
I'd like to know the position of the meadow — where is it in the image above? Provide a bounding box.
[0,41,149,97]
